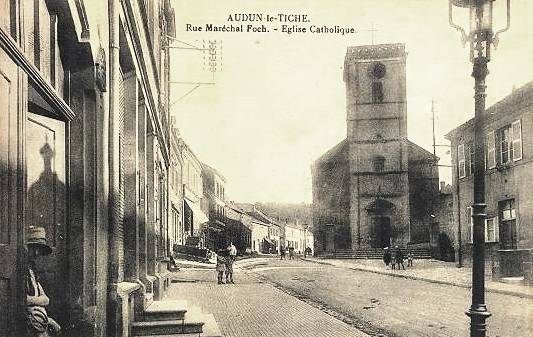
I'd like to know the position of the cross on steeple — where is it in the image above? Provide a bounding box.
[363,23,378,45]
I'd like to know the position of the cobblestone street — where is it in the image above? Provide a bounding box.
[237,257,533,337]
[168,264,369,337]
[167,256,533,336]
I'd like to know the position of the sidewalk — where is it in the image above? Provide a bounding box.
[167,267,370,337]
[305,258,533,299]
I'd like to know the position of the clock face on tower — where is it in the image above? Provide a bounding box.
[370,62,387,79]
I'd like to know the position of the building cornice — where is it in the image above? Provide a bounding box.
[0,28,75,121]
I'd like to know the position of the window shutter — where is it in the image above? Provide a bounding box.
[465,143,471,176]
[512,120,522,161]
[468,206,473,243]
[458,144,466,178]
[486,131,496,169]
[494,217,500,242]
[484,218,488,242]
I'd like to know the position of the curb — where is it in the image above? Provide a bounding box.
[302,258,533,300]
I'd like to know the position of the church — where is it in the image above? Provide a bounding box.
[311,43,439,254]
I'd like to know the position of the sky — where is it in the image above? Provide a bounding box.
[169,0,533,204]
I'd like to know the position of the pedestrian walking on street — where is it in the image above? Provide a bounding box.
[395,246,405,270]
[280,245,286,260]
[407,250,413,267]
[288,246,295,260]
[227,242,237,262]
[304,246,312,258]
[382,247,391,267]
[225,245,235,284]
[216,249,227,285]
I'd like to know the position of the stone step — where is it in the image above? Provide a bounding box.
[200,313,223,337]
[500,276,525,285]
[132,319,204,336]
[144,292,154,311]
[318,249,432,259]
[140,300,188,321]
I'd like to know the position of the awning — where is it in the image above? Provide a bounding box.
[208,220,226,229]
[184,199,209,224]
[263,237,274,245]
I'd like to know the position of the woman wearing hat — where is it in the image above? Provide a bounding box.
[382,247,392,268]
[26,226,61,336]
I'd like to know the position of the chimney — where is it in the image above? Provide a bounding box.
[440,181,445,191]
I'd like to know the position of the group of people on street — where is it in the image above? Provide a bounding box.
[383,246,413,270]
[215,242,237,284]
[279,245,298,260]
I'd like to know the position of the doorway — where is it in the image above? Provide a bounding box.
[26,111,67,326]
[372,216,391,248]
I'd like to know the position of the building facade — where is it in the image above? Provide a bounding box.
[433,183,455,262]
[202,162,227,250]
[225,203,253,254]
[0,0,178,335]
[169,120,184,248]
[181,142,208,246]
[312,43,438,255]
[446,82,533,279]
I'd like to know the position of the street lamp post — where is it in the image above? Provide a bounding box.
[448,1,510,336]
[303,224,309,257]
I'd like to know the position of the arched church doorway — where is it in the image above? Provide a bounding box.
[366,199,395,248]
[371,216,391,248]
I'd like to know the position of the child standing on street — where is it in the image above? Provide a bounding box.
[407,250,414,267]
[216,250,227,284]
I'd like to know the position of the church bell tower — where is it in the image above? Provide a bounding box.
[343,43,410,249]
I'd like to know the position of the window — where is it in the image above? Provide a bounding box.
[487,120,522,169]
[501,199,516,220]
[500,125,512,164]
[499,199,517,249]
[458,144,466,178]
[467,142,474,176]
[486,131,496,169]
[467,206,473,243]
[468,206,498,243]
[373,156,385,172]
[485,217,498,243]
[512,120,522,161]
[372,82,384,104]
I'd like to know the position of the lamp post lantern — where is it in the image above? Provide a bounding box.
[448,1,510,336]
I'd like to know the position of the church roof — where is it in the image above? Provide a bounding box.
[312,139,348,167]
[406,140,439,163]
[345,43,405,62]
[313,138,436,166]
